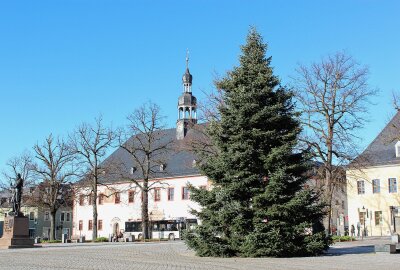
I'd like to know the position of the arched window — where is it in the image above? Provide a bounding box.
[396,141,400,157]
[179,108,184,119]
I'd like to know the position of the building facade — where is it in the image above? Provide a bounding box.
[0,189,73,240]
[347,112,400,236]
[0,206,72,240]
[73,57,207,241]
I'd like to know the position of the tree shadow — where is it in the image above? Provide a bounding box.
[325,245,375,256]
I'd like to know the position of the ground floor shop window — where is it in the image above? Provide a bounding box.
[375,211,382,226]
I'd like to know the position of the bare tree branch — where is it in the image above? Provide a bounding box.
[292,51,377,234]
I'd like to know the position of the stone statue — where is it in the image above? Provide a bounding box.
[10,173,24,217]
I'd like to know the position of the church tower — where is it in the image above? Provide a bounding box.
[176,51,197,140]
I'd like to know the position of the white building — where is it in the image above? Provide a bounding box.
[347,112,400,236]
[73,58,208,241]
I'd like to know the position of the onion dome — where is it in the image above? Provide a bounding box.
[182,68,193,85]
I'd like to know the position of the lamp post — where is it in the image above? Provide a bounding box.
[390,206,396,234]
[362,206,366,239]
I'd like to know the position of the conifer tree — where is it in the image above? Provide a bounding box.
[185,27,329,257]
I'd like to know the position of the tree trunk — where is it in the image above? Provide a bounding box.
[142,181,150,240]
[92,188,98,242]
[50,210,57,241]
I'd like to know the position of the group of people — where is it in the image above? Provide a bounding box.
[112,231,123,242]
[350,222,368,237]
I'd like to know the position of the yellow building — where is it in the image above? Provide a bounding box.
[347,112,400,236]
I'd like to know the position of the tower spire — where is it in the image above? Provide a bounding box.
[177,51,197,140]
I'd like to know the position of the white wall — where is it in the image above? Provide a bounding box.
[347,165,400,236]
[73,175,208,240]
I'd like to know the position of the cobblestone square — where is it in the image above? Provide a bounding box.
[0,238,399,270]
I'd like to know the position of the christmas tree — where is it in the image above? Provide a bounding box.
[184,27,329,257]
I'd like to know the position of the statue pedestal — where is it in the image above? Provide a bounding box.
[0,216,34,249]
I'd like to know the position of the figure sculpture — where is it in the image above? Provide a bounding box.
[10,173,24,216]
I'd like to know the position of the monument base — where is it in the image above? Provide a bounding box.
[0,216,34,249]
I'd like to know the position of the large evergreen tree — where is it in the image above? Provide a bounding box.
[185,28,329,257]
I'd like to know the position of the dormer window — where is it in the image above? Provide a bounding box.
[192,159,197,168]
[395,141,400,157]
[160,164,166,171]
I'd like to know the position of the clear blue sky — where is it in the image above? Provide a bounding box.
[0,0,399,171]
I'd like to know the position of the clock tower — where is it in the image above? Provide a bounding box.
[176,51,197,140]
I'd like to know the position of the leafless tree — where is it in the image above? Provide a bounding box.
[118,102,173,240]
[31,134,75,241]
[292,51,377,234]
[69,116,116,241]
[1,152,34,189]
[0,152,34,215]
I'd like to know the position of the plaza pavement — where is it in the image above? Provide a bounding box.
[0,237,399,270]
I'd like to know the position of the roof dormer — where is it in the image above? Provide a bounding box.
[395,141,400,157]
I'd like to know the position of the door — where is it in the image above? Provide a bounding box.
[63,228,70,239]
[395,217,400,233]
[113,223,119,236]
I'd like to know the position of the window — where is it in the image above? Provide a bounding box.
[88,220,93,231]
[88,194,93,205]
[44,211,50,221]
[114,192,120,204]
[128,191,134,203]
[159,164,165,171]
[375,211,382,226]
[60,212,65,222]
[98,220,103,231]
[341,200,345,209]
[389,178,397,193]
[182,187,189,200]
[79,195,84,206]
[79,220,83,231]
[66,212,71,222]
[372,179,380,194]
[29,212,35,221]
[359,212,366,225]
[154,188,161,201]
[168,188,174,201]
[99,194,104,205]
[396,141,400,157]
[357,180,365,195]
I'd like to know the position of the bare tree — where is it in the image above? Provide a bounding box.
[1,152,34,189]
[292,51,377,234]
[118,102,172,240]
[0,152,34,215]
[70,116,116,241]
[31,135,75,241]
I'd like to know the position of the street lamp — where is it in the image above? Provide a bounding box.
[362,206,366,238]
[390,206,396,233]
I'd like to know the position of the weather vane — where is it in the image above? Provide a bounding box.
[186,49,189,69]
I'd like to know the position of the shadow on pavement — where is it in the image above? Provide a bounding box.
[325,245,375,256]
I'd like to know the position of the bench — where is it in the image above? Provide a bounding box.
[71,235,85,243]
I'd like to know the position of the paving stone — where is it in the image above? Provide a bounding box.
[0,239,399,270]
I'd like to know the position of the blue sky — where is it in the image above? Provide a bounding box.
[0,0,399,171]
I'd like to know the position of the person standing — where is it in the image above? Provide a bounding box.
[357,222,361,237]
[351,224,355,237]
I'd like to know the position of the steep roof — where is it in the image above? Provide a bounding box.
[99,127,202,184]
[352,111,400,167]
